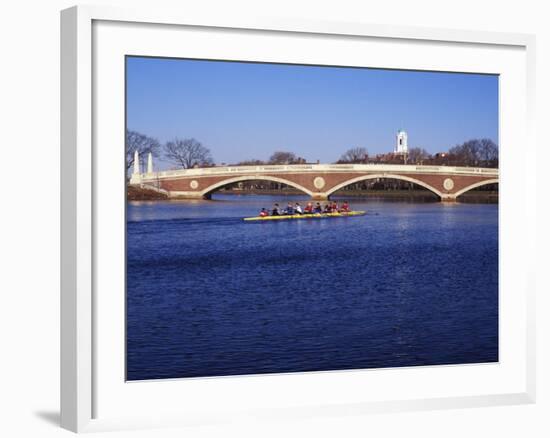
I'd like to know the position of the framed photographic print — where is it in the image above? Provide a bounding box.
[61,5,536,433]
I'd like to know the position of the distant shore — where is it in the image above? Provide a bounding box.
[214,189,498,203]
[127,186,498,203]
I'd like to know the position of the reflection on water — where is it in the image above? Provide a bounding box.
[126,195,498,380]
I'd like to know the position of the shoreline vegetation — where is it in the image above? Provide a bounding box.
[127,186,498,203]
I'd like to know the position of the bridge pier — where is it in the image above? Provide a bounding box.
[168,191,205,200]
[311,193,329,201]
[440,195,457,202]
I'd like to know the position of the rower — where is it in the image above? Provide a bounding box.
[295,203,303,215]
[272,203,281,216]
[284,202,294,215]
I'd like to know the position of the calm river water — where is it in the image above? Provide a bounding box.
[126,195,498,380]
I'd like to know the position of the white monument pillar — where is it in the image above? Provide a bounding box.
[133,150,140,174]
[147,152,153,174]
[130,150,141,184]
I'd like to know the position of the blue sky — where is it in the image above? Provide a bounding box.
[126,56,498,167]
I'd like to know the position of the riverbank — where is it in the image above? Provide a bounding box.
[127,186,168,201]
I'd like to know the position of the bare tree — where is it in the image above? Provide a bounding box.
[163,138,214,169]
[338,147,369,163]
[449,141,476,166]
[126,129,161,173]
[478,138,499,167]
[448,138,498,167]
[269,151,299,164]
[407,147,431,164]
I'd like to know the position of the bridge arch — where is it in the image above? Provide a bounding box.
[325,174,445,199]
[454,178,499,198]
[200,175,315,198]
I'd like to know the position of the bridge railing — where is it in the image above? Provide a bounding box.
[138,163,499,180]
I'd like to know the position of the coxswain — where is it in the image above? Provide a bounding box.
[259,208,269,217]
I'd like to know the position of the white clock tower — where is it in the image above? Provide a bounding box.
[395,129,408,154]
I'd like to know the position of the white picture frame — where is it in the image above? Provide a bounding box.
[60,4,536,433]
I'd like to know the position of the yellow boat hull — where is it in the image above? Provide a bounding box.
[244,211,366,221]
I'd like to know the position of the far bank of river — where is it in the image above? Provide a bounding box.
[216,189,498,203]
[126,186,498,203]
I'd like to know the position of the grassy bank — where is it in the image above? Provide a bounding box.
[127,185,168,201]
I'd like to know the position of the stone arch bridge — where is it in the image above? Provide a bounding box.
[130,163,498,202]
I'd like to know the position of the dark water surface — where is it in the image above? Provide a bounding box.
[126,195,498,380]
